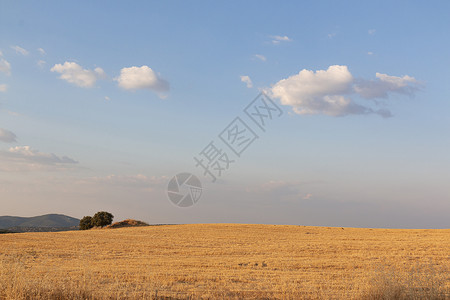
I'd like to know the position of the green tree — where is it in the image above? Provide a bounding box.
[92,211,114,228]
[79,216,93,230]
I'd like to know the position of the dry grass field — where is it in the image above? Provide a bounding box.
[0,224,449,299]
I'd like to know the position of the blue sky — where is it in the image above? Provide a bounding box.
[0,1,449,228]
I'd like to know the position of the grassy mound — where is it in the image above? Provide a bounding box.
[106,219,149,229]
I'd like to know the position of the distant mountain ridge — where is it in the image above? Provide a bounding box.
[0,214,80,229]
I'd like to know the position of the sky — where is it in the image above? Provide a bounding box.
[0,1,449,228]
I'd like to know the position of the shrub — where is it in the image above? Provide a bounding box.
[79,216,93,230]
[92,211,114,228]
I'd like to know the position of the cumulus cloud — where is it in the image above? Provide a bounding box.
[254,54,267,61]
[11,45,29,56]
[271,65,360,116]
[270,35,292,44]
[0,58,11,75]
[368,29,376,35]
[37,48,46,55]
[240,75,253,88]
[271,65,420,117]
[0,84,7,92]
[354,73,420,99]
[116,65,169,94]
[0,128,17,142]
[51,62,106,88]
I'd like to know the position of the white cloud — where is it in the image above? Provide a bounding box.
[368,29,376,35]
[367,51,374,56]
[104,96,110,101]
[0,84,7,92]
[0,128,17,142]
[51,62,106,88]
[271,65,419,117]
[240,75,253,88]
[270,35,292,44]
[94,67,106,78]
[271,65,359,116]
[37,60,46,67]
[354,73,420,99]
[11,45,29,56]
[327,32,337,39]
[254,54,267,61]
[0,58,11,75]
[116,65,169,94]
[37,48,46,55]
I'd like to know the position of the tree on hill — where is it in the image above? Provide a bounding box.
[92,211,114,228]
[79,216,94,230]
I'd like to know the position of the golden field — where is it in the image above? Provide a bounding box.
[0,224,449,299]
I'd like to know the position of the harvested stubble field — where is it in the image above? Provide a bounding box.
[0,224,449,299]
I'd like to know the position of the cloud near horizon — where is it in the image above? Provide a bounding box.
[271,65,420,117]
[78,174,168,189]
[51,62,106,88]
[0,146,78,171]
[245,180,315,203]
[0,128,17,143]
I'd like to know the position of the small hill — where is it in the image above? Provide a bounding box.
[0,214,80,229]
[106,219,149,229]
